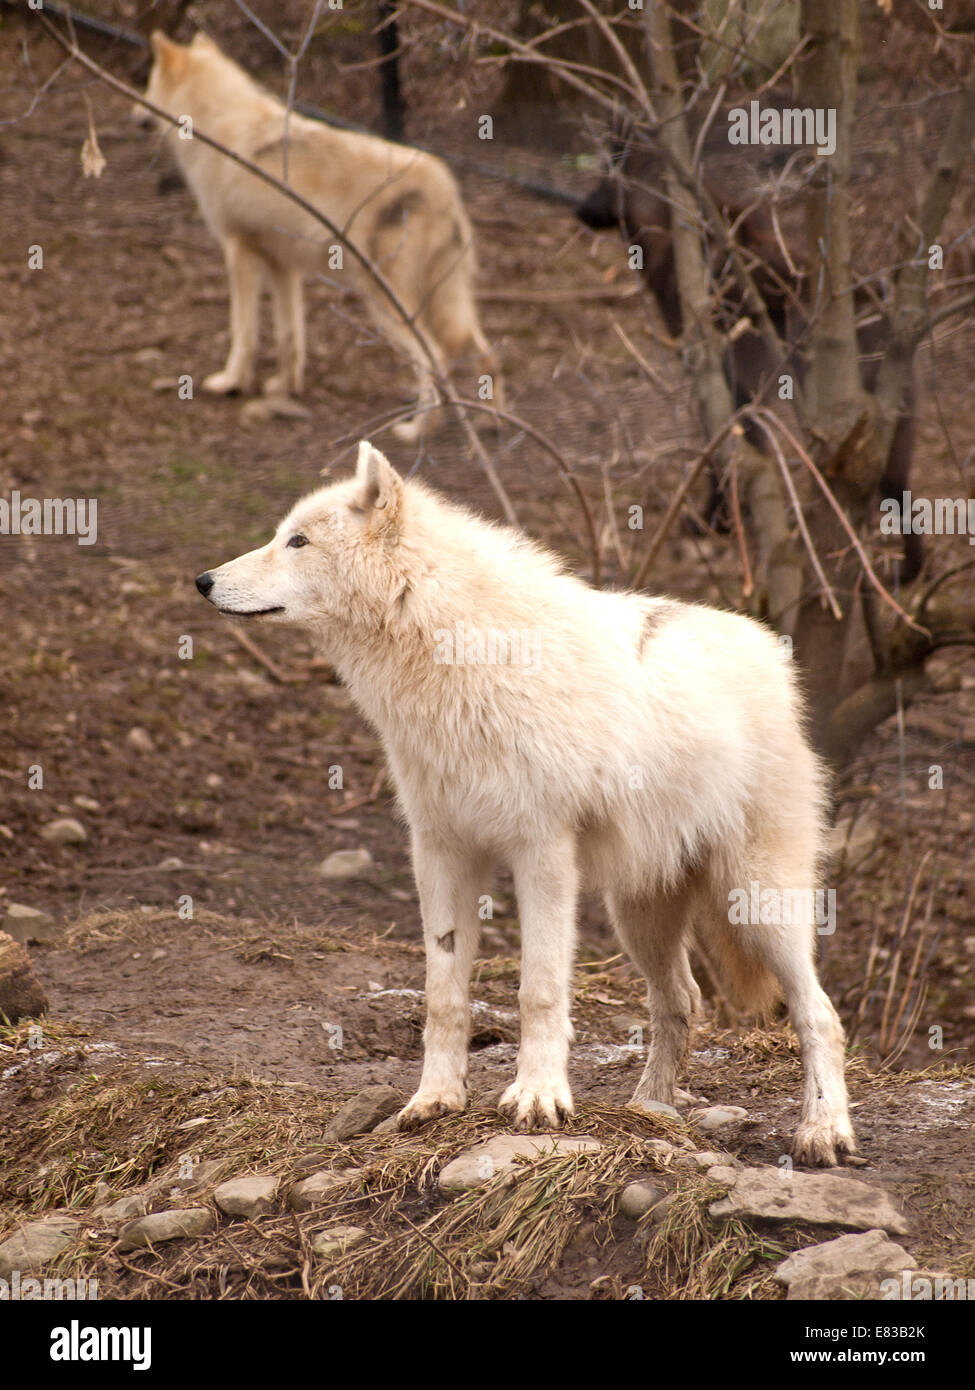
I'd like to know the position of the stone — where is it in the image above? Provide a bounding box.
[774,1229,915,1300]
[371,1113,401,1135]
[619,1181,666,1220]
[3,903,60,945]
[691,1105,748,1132]
[148,1157,224,1199]
[126,727,154,754]
[709,1166,909,1235]
[319,849,374,880]
[675,1149,735,1170]
[649,1193,677,1225]
[644,1139,676,1161]
[0,932,49,1021]
[438,1134,601,1193]
[93,1193,148,1225]
[213,1174,279,1219]
[323,1085,403,1142]
[40,818,87,846]
[310,1225,367,1258]
[0,1216,79,1278]
[117,1208,216,1250]
[627,1099,680,1119]
[705,1166,739,1188]
[287,1168,363,1212]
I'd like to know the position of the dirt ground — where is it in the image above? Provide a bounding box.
[0,2,974,1300]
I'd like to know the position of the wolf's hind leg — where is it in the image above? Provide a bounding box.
[265,266,305,397]
[203,235,263,395]
[608,885,700,1109]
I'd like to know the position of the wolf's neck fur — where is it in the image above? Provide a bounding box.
[324,489,581,751]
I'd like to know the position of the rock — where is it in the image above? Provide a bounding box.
[649,1193,677,1225]
[675,1149,735,1170]
[93,1193,148,1225]
[125,727,154,754]
[371,1113,401,1135]
[2,906,60,950]
[156,858,184,872]
[709,1166,909,1235]
[691,1105,748,1132]
[627,1099,680,1119]
[323,1085,403,1142]
[213,1174,279,1219]
[319,848,374,880]
[644,1139,676,1162]
[147,1157,224,1199]
[287,1168,363,1212]
[310,1225,367,1258]
[0,1216,79,1278]
[438,1134,601,1193]
[705,1166,739,1188]
[73,795,100,812]
[40,817,87,846]
[118,1208,216,1251]
[0,932,49,1021]
[3,904,60,945]
[774,1229,915,1300]
[619,1181,666,1219]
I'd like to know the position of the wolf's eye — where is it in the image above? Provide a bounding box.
[287,534,309,549]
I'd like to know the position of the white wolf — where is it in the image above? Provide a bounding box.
[139,32,498,438]
[196,442,855,1166]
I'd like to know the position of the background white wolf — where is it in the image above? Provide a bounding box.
[196,442,856,1166]
[140,32,497,437]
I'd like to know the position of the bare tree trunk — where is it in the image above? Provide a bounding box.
[645,2,802,634]
[792,0,868,744]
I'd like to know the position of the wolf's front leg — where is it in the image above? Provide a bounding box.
[500,834,578,1131]
[397,833,487,1129]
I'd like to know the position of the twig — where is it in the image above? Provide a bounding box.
[631,414,740,591]
[228,626,299,685]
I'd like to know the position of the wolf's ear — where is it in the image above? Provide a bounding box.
[150,31,188,76]
[191,31,217,49]
[354,441,403,528]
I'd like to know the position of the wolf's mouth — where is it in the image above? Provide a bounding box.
[218,606,285,618]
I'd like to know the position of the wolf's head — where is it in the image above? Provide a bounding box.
[134,30,240,131]
[196,442,409,636]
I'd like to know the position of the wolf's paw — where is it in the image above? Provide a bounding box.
[498,1080,574,1132]
[263,373,303,399]
[792,1118,857,1168]
[397,1087,466,1130]
[203,370,248,395]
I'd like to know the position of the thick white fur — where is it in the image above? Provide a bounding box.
[198,442,855,1165]
[140,32,497,437]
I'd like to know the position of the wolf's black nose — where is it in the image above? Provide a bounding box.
[196,572,214,597]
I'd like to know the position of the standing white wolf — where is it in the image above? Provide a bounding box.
[196,442,856,1166]
[139,32,497,438]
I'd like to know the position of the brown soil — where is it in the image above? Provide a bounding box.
[0,2,973,1300]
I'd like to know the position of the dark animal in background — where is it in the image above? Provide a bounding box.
[577,145,921,581]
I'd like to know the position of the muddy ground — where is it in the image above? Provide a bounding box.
[0,2,973,1300]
